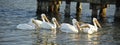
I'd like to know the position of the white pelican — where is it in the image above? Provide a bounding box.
[31,14,50,29]
[59,19,79,33]
[16,18,36,30]
[39,17,58,30]
[35,17,59,34]
[33,17,59,34]
[16,14,49,30]
[78,18,102,34]
[50,17,60,34]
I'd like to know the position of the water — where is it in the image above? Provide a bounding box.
[0,0,120,45]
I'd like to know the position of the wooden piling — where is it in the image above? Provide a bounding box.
[36,0,48,19]
[114,0,120,22]
[99,8,107,18]
[114,8,120,22]
[115,0,120,10]
[99,4,107,18]
[114,0,120,19]
[76,2,82,21]
[91,9,98,18]
[48,1,61,20]
[39,1,48,13]
[54,1,61,12]
[48,1,54,19]
[64,0,71,17]
[36,0,43,19]
[36,0,41,16]
[90,3,99,18]
[90,3,107,18]
[76,2,82,12]
[48,1,54,13]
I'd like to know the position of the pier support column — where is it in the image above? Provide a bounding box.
[36,0,48,19]
[99,4,107,18]
[114,0,120,18]
[48,1,61,20]
[114,0,120,22]
[64,0,71,17]
[54,1,61,21]
[90,3,107,18]
[92,9,98,18]
[54,1,61,13]
[48,1,54,18]
[36,0,41,17]
[76,2,82,21]
[99,8,107,18]
[48,1,54,13]
[90,3,98,18]
[37,1,48,14]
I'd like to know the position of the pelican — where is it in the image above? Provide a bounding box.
[40,17,58,30]
[31,14,50,29]
[50,17,60,34]
[34,17,59,34]
[78,18,102,34]
[16,14,49,30]
[59,19,80,33]
[31,17,56,30]
[16,18,36,30]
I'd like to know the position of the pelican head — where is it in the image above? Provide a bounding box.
[41,14,50,22]
[72,19,78,25]
[31,18,40,29]
[52,17,60,28]
[51,17,60,34]
[72,19,81,31]
[93,18,102,28]
[52,17,56,22]
[41,14,46,18]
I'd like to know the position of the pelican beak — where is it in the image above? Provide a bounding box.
[51,28,56,34]
[54,19,60,28]
[43,15,50,23]
[95,19,102,28]
[75,22,81,30]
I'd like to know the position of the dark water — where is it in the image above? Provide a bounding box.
[0,0,120,45]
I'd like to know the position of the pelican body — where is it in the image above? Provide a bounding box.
[16,18,36,30]
[59,19,79,33]
[33,17,58,33]
[16,14,49,30]
[79,18,102,34]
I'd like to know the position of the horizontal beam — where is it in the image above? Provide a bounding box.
[38,0,115,4]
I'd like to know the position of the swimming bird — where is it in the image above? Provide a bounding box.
[34,17,59,34]
[59,19,80,33]
[16,14,49,30]
[39,17,58,30]
[50,17,60,34]
[16,18,36,30]
[32,14,50,28]
[78,18,102,34]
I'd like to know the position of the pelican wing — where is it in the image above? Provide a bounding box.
[60,23,78,33]
[40,22,53,29]
[80,24,96,34]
